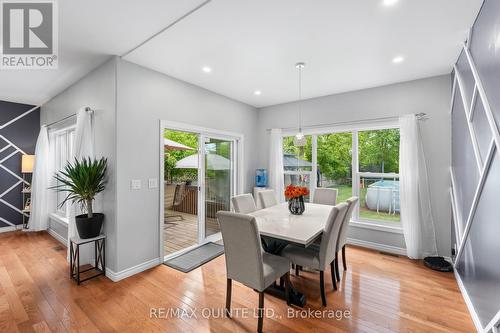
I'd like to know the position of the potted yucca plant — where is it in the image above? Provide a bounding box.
[53,157,107,239]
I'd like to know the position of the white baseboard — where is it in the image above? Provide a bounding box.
[106,257,162,282]
[347,237,407,256]
[45,227,161,283]
[0,225,20,233]
[47,228,68,246]
[454,269,483,332]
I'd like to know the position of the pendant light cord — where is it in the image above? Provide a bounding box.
[298,64,302,133]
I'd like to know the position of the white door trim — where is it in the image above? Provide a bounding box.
[159,120,243,262]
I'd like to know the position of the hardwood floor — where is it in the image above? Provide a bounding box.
[0,231,474,333]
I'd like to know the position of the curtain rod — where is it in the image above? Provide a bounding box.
[266,112,428,132]
[44,107,94,128]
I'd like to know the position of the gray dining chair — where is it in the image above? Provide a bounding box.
[281,202,348,307]
[294,188,338,275]
[334,196,359,281]
[258,189,278,208]
[217,211,291,333]
[313,188,338,205]
[231,194,257,214]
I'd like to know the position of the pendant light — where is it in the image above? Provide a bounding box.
[293,62,306,146]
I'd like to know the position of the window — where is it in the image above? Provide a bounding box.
[52,127,75,218]
[317,132,353,202]
[357,129,400,222]
[283,135,312,201]
[282,125,401,226]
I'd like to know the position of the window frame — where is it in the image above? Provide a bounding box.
[50,125,76,220]
[282,135,314,201]
[283,170,313,195]
[282,119,402,231]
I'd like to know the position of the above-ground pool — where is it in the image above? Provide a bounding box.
[365,180,400,213]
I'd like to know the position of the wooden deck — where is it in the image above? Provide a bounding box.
[0,231,475,332]
[164,210,220,256]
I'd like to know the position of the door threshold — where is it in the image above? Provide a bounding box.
[162,233,222,262]
[163,244,201,262]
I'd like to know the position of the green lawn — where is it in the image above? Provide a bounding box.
[327,184,400,222]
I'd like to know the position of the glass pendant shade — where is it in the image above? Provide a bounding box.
[294,131,306,146]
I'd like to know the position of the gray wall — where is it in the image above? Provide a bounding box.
[257,75,452,256]
[0,101,39,229]
[115,59,259,271]
[41,58,118,271]
[48,218,68,244]
[40,56,453,275]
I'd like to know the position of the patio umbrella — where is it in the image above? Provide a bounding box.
[175,153,230,170]
[164,138,194,151]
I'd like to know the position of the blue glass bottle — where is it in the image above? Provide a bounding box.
[255,169,268,187]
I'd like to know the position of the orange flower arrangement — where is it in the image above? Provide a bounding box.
[284,184,309,200]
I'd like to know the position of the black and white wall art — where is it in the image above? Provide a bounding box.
[451,0,500,331]
[0,101,40,230]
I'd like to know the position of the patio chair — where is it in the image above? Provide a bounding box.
[165,183,186,224]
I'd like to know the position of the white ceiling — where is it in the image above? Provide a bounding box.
[125,0,483,107]
[1,0,483,108]
[0,0,206,105]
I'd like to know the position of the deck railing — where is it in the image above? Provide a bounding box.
[166,183,229,218]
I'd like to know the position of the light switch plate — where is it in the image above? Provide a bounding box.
[131,179,141,190]
[148,178,158,189]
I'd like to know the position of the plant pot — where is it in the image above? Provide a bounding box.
[75,213,104,239]
[288,196,305,215]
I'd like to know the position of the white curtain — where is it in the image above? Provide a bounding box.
[27,126,52,231]
[269,128,285,203]
[73,108,95,159]
[399,114,438,259]
[67,108,95,263]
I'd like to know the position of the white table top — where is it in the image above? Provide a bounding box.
[248,203,333,246]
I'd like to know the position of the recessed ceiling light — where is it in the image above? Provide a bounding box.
[383,0,398,6]
[202,66,212,73]
[254,90,262,96]
[392,56,405,64]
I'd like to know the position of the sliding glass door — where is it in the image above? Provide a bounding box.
[203,137,234,238]
[161,122,240,259]
[163,129,200,257]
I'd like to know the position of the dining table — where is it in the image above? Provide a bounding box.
[247,202,334,307]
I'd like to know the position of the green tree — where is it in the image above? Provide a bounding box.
[283,136,312,159]
[283,136,312,170]
[359,129,400,173]
[282,129,399,184]
[317,132,352,181]
[164,130,198,182]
